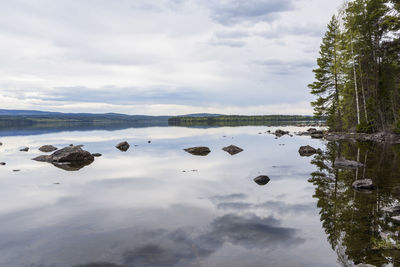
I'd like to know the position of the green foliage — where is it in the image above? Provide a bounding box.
[356,121,377,133]
[310,0,400,132]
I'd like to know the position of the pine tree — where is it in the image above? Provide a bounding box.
[309,15,343,130]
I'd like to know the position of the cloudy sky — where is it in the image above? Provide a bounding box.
[0,0,343,115]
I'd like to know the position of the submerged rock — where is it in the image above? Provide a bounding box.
[254,175,270,186]
[0,162,5,166]
[311,132,324,139]
[92,153,102,157]
[184,146,211,156]
[39,145,58,152]
[20,147,29,152]
[32,145,94,171]
[116,141,130,152]
[298,145,317,157]
[0,142,2,146]
[334,158,363,168]
[352,179,375,191]
[222,145,243,155]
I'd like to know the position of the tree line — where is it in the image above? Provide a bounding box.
[309,0,400,133]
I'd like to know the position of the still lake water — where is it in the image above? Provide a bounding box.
[0,126,399,267]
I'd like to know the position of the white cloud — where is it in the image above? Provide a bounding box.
[0,0,344,115]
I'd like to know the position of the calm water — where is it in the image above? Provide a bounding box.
[0,126,399,267]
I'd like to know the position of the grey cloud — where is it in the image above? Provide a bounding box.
[252,58,315,75]
[205,0,295,25]
[209,38,247,47]
[210,193,248,202]
[42,86,203,105]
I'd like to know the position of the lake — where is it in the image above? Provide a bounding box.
[0,125,399,267]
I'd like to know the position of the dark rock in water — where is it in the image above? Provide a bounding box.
[20,147,29,152]
[307,128,317,133]
[148,141,151,143]
[222,145,243,155]
[46,146,94,163]
[311,132,324,139]
[0,162,5,166]
[254,175,270,186]
[298,145,317,157]
[352,179,375,191]
[184,146,211,156]
[32,145,94,171]
[51,161,93,171]
[0,142,2,146]
[275,129,289,137]
[39,145,58,152]
[92,153,102,157]
[382,206,400,214]
[13,169,20,172]
[334,158,363,168]
[116,141,130,152]
[32,155,52,162]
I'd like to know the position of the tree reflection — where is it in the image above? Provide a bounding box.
[309,141,400,266]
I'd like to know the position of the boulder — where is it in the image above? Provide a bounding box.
[307,128,317,133]
[254,175,270,186]
[32,145,94,171]
[0,162,5,166]
[311,131,324,139]
[92,153,102,157]
[39,145,58,152]
[352,179,375,191]
[184,146,211,156]
[298,145,317,157]
[116,141,130,152]
[20,147,29,152]
[222,145,243,155]
[275,129,289,137]
[334,158,363,168]
[0,142,2,146]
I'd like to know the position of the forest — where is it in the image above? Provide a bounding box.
[309,0,400,133]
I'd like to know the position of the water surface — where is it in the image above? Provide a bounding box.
[0,126,399,266]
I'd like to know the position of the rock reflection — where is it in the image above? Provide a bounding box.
[309,141,400,266]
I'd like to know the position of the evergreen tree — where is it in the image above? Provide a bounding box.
[309,16,343,130]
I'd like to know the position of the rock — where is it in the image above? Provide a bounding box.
[13,169,20,172]
[275,129,289,137]
[307,128,317,133]
[92,153,102,157]
[334,158,363,168]
[254,175,270,186]
[20,147,29,152]
[222,145,243,155]
[352,179,375,191]
[298,145,317,157]
[382,206,400,214]
[116,141,130,152]
[184,146,211,156]
[148,141,151,143]
[0,162,5,165]
[311,131,324,139]
[0,142,2,146]
[39,145,58,152]
[32,145,94,171]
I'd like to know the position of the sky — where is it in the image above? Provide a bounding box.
[0,0,344,115]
